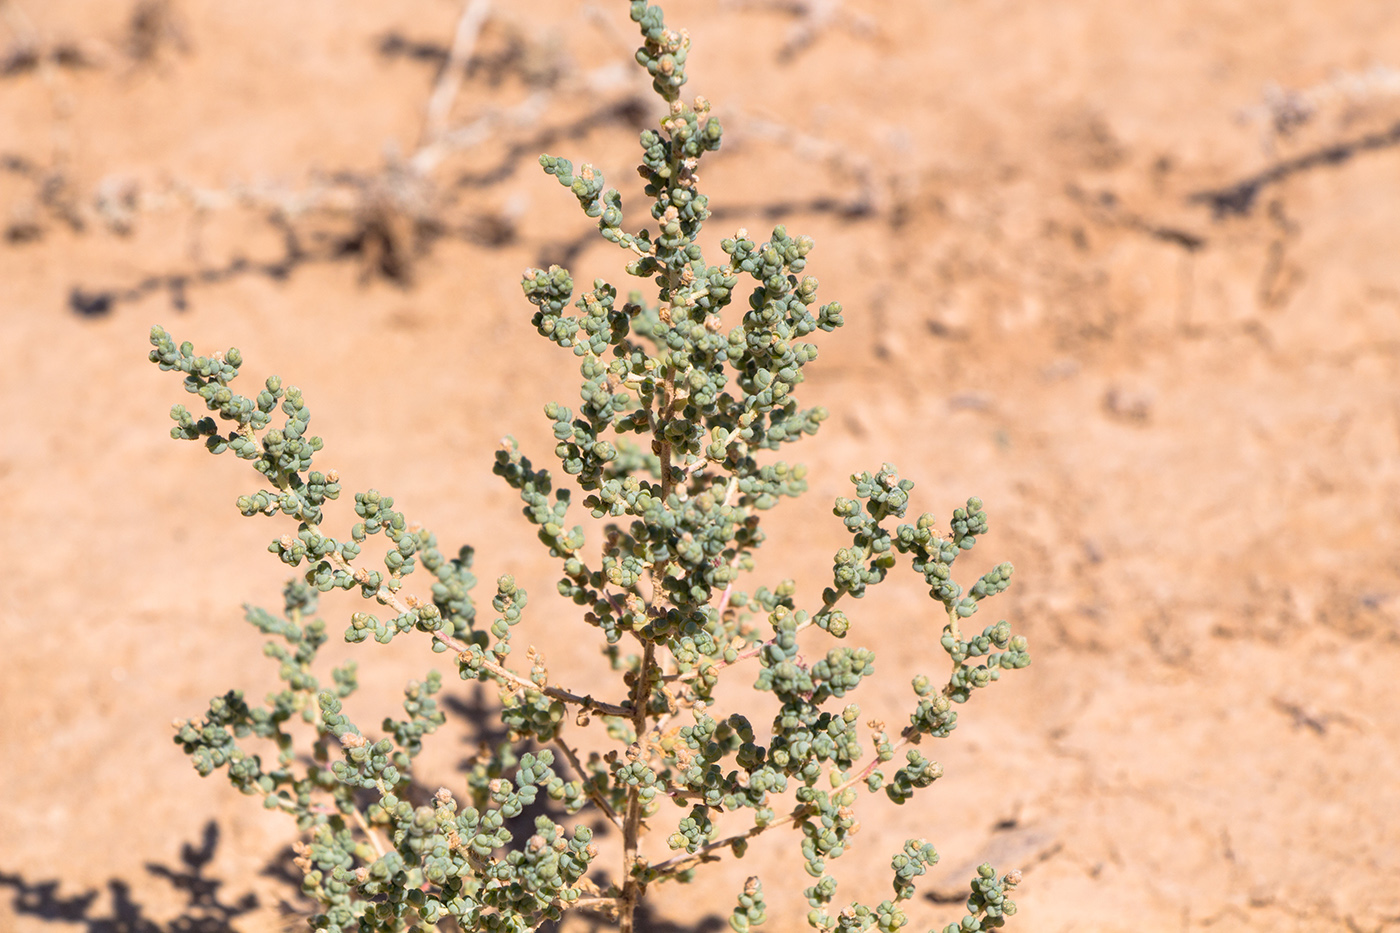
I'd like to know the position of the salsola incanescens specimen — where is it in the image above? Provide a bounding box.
[148,3,1029,931]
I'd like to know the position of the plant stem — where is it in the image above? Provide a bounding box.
[432,629,633,718]
[349,803,388,859]
[554,734,624,830]
[565,895,622,915]
[618,641,658,933]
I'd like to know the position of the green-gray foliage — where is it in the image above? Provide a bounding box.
[149,4,1029,932]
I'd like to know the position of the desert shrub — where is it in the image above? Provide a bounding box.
[149,4,1029,931]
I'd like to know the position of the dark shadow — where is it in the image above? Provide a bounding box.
[68,255,301,318]
[378,29,566,90]
[1189,118,1400,218]
[0,821,260,932]
[1,153,38,176]
[634,897,730,933]
[443,682,633,933]
[443,683,612,841]
[61,98,647,318]
[553,890,729,933]
[257,844,325,933]
[68,217,311,317]
[1,41,99,78]
[710,197,878,224]
[533,229,598,272]
[443,682,513,761]
[58,83,871,317]
[376,32,448,65]
[1067,185,1206,252]
[66,199,472,317]
[451,96,654,190]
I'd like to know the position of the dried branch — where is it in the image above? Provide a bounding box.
[420,0,492,149]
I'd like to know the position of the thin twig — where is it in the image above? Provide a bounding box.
[317,544,635,718]
[564,895,621,915]
[554,735,624,830]
[279,796,390,859]
[434,628,634,718]
[647,731,917,879]
[420,0,492,150]
[662,615,816,684]
[704,477,745,616]
[675,455,712,482]
[349,804,388,859]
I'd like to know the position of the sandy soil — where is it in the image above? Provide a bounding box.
[3,1,1399,931]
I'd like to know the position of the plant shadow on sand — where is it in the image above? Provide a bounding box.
[0,821,261,933]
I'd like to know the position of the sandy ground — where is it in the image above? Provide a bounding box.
[3,1,1400,932]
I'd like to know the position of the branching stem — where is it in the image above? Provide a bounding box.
[647,731,918,879]
[312,543,634,717]
[554,734,624,830]
[618,641,658,933]
[434,629,633,718]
